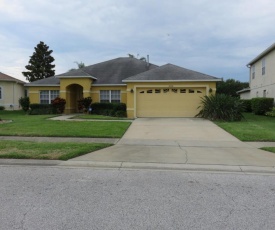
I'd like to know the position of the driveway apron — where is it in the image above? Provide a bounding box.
[69,118,275,167]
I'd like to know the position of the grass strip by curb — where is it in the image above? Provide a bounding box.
[261,147,275,154]
[0,140,112,160]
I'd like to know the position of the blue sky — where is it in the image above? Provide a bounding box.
[0,0,275,82]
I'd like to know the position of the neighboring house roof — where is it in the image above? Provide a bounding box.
[247,43,275,66]
[26,57,158,86]
[123,64,221,82]
[0,72,25,84]
[236,87,250,94]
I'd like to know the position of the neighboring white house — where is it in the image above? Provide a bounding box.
[238,43,275,101]
[0,72,26,110]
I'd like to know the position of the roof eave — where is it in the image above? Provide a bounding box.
[236,88,251,94]
[122,79,221,83]
[56,75,97,80]
[247,43,275,67]
[0,79,25,84]
[25,84,60,87]
[93,84,127,86]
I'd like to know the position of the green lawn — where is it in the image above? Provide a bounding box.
[215,113,275,141]
[72,114,133,120]
[0,140,112,160]
[261,147,275,154]
[0,111,131,138]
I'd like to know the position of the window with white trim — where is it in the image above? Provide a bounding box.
[262,58,265,75]
[40,90,59,104]
[100,90,109,102]
[0,86,2,99]
[100,90,121,103]
[251,65,255,79]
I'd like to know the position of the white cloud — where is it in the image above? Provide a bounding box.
[0,0,275,82]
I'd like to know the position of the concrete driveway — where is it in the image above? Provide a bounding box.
[68,118,275,168]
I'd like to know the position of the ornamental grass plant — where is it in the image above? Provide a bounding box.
[196,94,244,121]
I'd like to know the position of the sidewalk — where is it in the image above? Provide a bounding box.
[49,114,133,122]
[1,137,275,173]
[1,115,275,174]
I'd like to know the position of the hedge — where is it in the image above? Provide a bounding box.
[240,99,252,112]
[266,107,275,117]
[91,102,127,117]
[29,104,53,115]
[251,97,274,115]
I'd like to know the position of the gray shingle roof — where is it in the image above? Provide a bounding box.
[25,76,60,86]
[123,64,220,82]
[57,69,95,77]
[82,57,157,84]
[25,58,220,86]
[26,57,158,86]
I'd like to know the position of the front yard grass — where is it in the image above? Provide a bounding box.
[0,140,112,160]
[0,111,131,138]
[215,113,275,141]
[261,147,275,154]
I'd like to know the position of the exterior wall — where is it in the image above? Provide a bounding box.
[59,78,92,99]
[126,81,216,118]
[91,86,127,104]
[0,81,25,110]
[26,80,217,118]
[249,49,275,100]
[239,91,250,100]
[27,83,128,114]
[28,86,60,104]
[59,78,93,114]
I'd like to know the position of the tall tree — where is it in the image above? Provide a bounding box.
[22,41,55,82]
[216,79,249,97]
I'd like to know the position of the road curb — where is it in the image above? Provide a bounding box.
[59,161,275,174]
[1,159,275,174]
[0,159,63,166]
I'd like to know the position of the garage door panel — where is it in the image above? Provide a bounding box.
[136,87,206,117]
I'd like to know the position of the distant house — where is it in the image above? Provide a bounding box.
[0,72,25,110]
[238,43,275,100]
[25,57,221,118]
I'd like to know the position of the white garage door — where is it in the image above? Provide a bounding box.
[136,87,206,117]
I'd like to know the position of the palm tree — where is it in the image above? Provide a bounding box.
[75,61,85,68]
[128,54,147,62]
[68,61,86,72]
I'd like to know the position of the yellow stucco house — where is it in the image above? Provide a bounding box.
[25,57,220,118]
[0,72,25,110]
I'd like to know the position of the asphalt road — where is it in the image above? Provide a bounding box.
[1,166,275,230]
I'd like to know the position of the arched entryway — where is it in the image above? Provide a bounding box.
[65,84,83,113]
